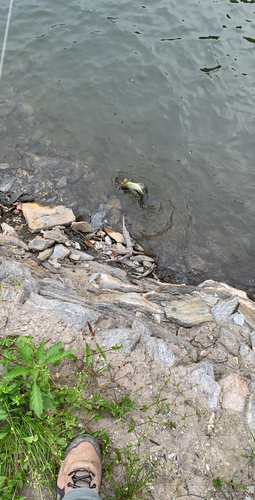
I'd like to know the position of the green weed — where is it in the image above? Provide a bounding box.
[105,446,155,500]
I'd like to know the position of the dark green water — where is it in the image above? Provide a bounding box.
[1,0,255,289]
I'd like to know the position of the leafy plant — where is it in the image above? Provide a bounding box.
[0,335,75,417]
[0,334,78,499]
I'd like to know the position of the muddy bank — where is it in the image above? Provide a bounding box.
[0,203,255,499]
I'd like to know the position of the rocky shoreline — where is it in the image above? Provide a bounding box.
[1,198,255,499]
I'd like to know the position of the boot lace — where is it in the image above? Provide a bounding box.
[67,468,96,489]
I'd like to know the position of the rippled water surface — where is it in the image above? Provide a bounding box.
[1,0,255,288]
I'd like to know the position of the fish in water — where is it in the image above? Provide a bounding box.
[120,178,148,203]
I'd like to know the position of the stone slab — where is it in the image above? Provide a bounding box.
[22,202,75,233]
[165,296,213,327]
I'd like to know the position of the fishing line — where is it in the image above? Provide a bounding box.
[0,0,14,82]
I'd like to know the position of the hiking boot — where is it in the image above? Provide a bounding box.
[56,434,102,500]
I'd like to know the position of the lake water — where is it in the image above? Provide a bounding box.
[0,0,255,290]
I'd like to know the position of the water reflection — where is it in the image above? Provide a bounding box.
[0,0,255,289]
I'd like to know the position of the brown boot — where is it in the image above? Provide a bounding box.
[56,434,102,500]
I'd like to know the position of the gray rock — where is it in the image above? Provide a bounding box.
[48,259,62,269]
[190,360,214,379]
[132,318,153,336]
[90,204,112,231]
[239,343,255,365]
[43,230,68,244]
[0,163,10,170]
[218,327,239,356]
[157,339,178,367]
[0,282,28,304]
[51,244,71,261]
[98,328,141,354]
[231,312,245,326]
[0,261,38,295]
[0,234,29,251]
[240,342,251,357]
[185,368,220,409]
[141,336,178,367]
[28,237,54,252]
[211,296,239,322]
[165,296,213,327]
[56,176,67,188]
[37,247,54,261]
[151,324,197,361]
[249,382,255,393]
[0,175,16,192]
[27,292,101,330]
[246,395,255,429]
[1,222,18,237]
[251,331,255,351]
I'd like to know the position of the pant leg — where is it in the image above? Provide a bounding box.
[62,489,101,500]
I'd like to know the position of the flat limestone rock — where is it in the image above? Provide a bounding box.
[51,244,71,261]
[220,374,249,412]
[43,230,68,244]
[0,234,29,251]
[28,237,54,252]
[165,296,212,327]
[71,221,93,233]
[22,202,75,233]
[211,296,239,322]
[37,247,54,261]
[199,280,248,300]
